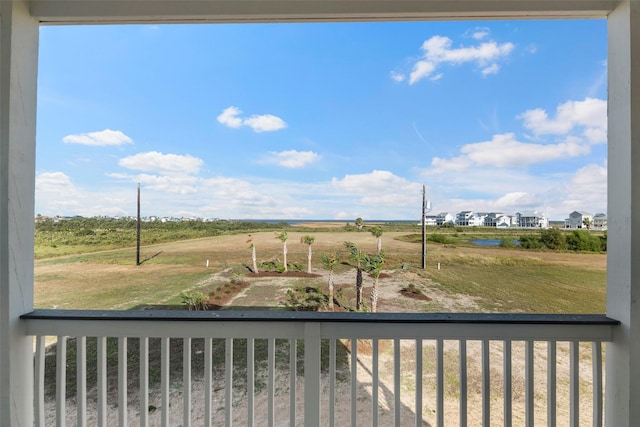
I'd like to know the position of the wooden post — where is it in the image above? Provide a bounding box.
[0,1,39,424]
[422,185,426,269]
[607,2,640,425]
[136,183,141,266]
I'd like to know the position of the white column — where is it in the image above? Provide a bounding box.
[0,1,39,425]
[606,1,640,426]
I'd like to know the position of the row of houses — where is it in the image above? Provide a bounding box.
[564,211,608,230]
[425,210,607,230]
[34,215,230,224]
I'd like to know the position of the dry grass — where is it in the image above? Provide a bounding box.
[35,230,606,313]
[35,229,607,426]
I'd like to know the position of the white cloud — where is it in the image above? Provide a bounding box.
[390,71,406,82]
[428,133,591,173]
[560,162,607,213]
[109,172,199,195]
[481,63,500,76]
[243,114,288,132]
[62,129,133,146]
[494,192,543,209]
[409,61,437,84]
[331,170,423,207]
[36,171,76,193]
[217,106,287,132]
[472,28,490,40]
[262,150,320,168]
[518,97,607,143]
[415,98,609,220]
[403,34,514,85]
[35,172,130,217]
[118,151,203,175]
[216,106,244,128]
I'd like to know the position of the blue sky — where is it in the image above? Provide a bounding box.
[35,20,607,221]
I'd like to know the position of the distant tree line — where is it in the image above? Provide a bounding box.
[35,217,290,248]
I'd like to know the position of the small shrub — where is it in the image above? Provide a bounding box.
[180,291,208,311]
[600,233,607,251]
[284,286,327,311]
[260,260,286,273]
[287,262,302,272]
[566,230,604,252]
[499,237,516,248]
[540,228,567,250]
[519,235,545,249]
[428,233,452,244]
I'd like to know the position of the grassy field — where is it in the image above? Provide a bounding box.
[35,223,606,313]
[35,223,607,425]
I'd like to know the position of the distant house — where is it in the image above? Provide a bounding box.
[456,211,485,226]
[593,213,608,230]
[565,211,593,229]
[424,215,438,226]
[455,211,473,226]
[516,211,549,228]
[485,212,514,227]
[436,212,454,226]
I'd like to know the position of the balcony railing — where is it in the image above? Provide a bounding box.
[22,310,618,427]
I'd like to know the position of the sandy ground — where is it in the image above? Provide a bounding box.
[46,269,600,426]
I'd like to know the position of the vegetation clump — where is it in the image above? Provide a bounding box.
[519,229,606,252]
[566,230,606,252]
[35,217,289,257]
[428,233,453,245]
[284,286,328,311]
[180,291,208,311]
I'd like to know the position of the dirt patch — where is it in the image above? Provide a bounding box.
[399,285,432,301]
[202,281,251,310]
[246,271,321,278]
[370,272,392,279]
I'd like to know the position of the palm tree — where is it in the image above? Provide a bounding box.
[321,252,339,310]
[344,241,365,310]
[247,235,258,273]
[364,251,385,312]
[355,217,364,231]
[301,235,315,273]
[276,231,288,272]
[370,225,383,253]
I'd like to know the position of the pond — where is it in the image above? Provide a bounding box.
[470,239,520,246]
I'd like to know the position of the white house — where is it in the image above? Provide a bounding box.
[516,211,549,228]
[566,210,594,229]
[436,212,454,226]
[424,215,438,226]
[2,1,639,427]
[484,212,514,227]
[593,212,608,230]
[455,211,485,226]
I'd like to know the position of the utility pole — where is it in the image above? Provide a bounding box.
[136,183,141,266]
[422,185,426,269]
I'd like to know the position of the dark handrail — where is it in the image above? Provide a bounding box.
[21,309,620,325]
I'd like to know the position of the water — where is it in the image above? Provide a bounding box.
[471,239,520,246]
